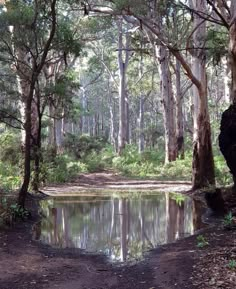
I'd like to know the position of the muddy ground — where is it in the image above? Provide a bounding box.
[0,173,236,289]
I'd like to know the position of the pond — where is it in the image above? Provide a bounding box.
[38,192,204,262]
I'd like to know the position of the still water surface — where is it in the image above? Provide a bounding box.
[38,192,203,262]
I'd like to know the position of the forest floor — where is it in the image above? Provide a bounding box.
[0,172,236,289]
[43,171,192,196]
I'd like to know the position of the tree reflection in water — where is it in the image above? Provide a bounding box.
[39,192,203,262]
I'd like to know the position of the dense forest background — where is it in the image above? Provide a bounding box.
[0,0,235,207]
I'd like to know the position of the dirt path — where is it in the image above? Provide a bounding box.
[43,172,191,196]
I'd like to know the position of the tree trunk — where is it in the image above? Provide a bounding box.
[18,87,34,206]
[117,17,130,154]
[190,0,215,189]
[108,78,116,150]
[32,86,41,192]
[125,93,130,144]
[175,60,185,159]
[18,0,57,206]
[138,45,145,153]
[219,3,236,189]
[138,95,145,153]
[118,61,126,154]
[48,102,56,147]
[158,45,177,163]
[192,88,215,189]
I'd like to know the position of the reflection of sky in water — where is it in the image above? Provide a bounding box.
[39,192,203,262]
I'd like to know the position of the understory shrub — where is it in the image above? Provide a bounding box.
[0,132,22,191]
[42,154,84,184]
[63,133,108,159]
[0,131,22,166]
[214,154,233,186]
[112,146,192,180]
[0,162,21,191]
[83,146,115,172]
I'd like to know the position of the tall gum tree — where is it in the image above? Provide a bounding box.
[157,44,177,163]
[215,0,236,189]
[188,0,215,189]
[19,0,57,206]
[1,0,58,206]
[175,59,185,159]
[140,1,214,188]
[84,0,215,188]
[117,17,130,154]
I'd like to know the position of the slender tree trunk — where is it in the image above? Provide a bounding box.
[32,115,42,192]
[175,60,185,159]
[108,78,116,149]
[117,17,130,154]
[222,57,231,103]
[125,93,130,144]
[81,87,87,134]
[55,118,63,153]
[138,45,145,153]
[32,86,41,192]
[18,86,34,206]
[138,95,145,153]
[48,102,57,148]
[158,45,177,163]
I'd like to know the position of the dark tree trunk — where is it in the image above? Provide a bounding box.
[219,104,236,189]
[18,0,57,207]
[18,94,33,207]
[219,4,236,190]
[32,114,42,192]
[192,107,215,189]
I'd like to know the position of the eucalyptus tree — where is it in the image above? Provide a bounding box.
[0,0,82,206]
[83,0,216,189]
[75,16,120,147]
[0,0,58,205]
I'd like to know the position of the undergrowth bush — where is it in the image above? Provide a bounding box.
[63,133,108,159]
[83,146,114,172]
[0,132,22,191]
[0,161,21,191]
[111,146,192,180]
[214,154,233,186]
[0,132,22,166]
[42,154,83,184]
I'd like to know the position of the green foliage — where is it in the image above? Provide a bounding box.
[9,203,29,220]
[214,154,233,186]
[170,193,186,206]
[0,1,34,28]
[207,27,228,65]
[63,133,108,159]
[196,235,209,248]
[0,198,30,226]
[228,260,236,270]
[55,20,81,56]
[0,131,21,165]
[0,132,22,191]
[223,212,234,227]
[112,146,192,180]
[83,146,115,172]
[42,154,82,184]
[0,169,21,191]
